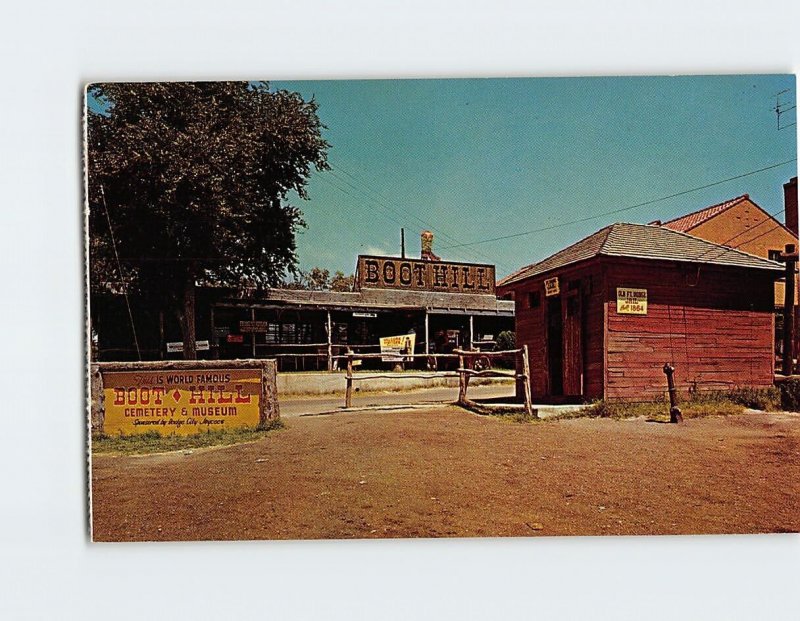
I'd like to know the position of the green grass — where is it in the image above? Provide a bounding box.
[563,386,782,423]
[574,396,744,422]
[91,419,284,455]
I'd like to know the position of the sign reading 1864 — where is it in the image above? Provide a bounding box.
[616,287,648,315]
[356,256,495,295]
[102,369,261,435]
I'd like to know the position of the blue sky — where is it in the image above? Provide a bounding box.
[272,75,797,278]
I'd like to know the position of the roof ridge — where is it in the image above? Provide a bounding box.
[603,221,782,267]
[661,194,749,228]
[499,224,616,287]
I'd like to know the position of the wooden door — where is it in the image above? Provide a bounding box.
[546,296,563,396]
[562,291,583,397]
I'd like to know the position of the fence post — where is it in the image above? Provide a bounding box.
[345,353,354,408]
[663,363,683,423]
[521,345,535,418]
[458,353,467,404]
[781,243,797,376]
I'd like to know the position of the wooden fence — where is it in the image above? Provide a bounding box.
[335,346,534,417]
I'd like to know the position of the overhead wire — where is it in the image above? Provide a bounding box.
[437,158,798,250]
[326,164,502,267]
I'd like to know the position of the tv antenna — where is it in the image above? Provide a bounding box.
[774,88,796,130]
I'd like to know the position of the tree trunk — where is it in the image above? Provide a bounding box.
[182,270,197,360]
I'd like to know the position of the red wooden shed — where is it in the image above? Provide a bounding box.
[497,223,784,402]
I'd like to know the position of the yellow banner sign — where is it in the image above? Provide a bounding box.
[617,287,648,315]
[379,333,416,362]
[102,368,261,435]
[544,277,560,297]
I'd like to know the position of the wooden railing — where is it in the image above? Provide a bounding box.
[334,346,534,417]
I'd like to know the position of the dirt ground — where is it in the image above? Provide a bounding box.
[91,407,800,541]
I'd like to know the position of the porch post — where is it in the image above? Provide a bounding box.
[326,310,333,372]
[424,311,430,354]
[250,307,256,358]
[469,315,474,350]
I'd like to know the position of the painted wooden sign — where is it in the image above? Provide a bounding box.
[239,320,269,333]
[102,368,262,435]
[616,287,648,315]
[356,256,495,294]
[379,333,416,362]
[544,277,560,297]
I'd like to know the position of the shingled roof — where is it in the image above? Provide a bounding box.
[659,195,751,232]
[224,287,515,316]
[499,222,783,287]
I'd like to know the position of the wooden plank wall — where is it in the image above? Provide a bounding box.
[508,263,605,401]
[605,260,776,400]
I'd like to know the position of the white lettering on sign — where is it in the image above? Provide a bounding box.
[167,340,210,352]
[616,288,648,315]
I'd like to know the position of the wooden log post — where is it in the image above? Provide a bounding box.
[521,345,535,418]
[457,353,467,404]
[345,353,354,408]
[259,359,280,428]
[663,363,683,423]
[781,243,797,376]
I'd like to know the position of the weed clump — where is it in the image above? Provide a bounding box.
[779,378,800,412]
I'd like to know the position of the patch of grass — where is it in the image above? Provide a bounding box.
[575,394,747,422]
[504,411,538,424]
[456,400,537,422]
[91,419,284,455]
[722,386,780,411]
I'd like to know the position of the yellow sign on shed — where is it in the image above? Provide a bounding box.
[102,368,262,435]
[544,277,560,297]
[616,288,648,315]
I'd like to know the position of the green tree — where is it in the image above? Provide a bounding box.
[87,81,329,358]
[329,270,354,292]
[282,267,354,292]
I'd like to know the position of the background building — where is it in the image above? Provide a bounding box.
[653,179,799,358]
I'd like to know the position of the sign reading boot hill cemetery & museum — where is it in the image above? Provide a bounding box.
[102,368,262,435]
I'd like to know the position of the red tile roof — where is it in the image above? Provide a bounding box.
[660,195,750,232]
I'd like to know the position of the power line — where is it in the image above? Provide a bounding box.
[328,164,501,267]
[438,158,798,250]
[316,173,416,234]
[330,165,496,263]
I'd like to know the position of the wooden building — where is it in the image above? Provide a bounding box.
[208,283,513,371]
[92,234,514,368]
[498,223,783,402]
[654,187,799,357]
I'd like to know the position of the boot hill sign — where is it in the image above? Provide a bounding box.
[91,360,280,436]
[356,256,496,295]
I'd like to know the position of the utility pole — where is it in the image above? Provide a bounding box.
[779,243,798,376]
[401,228,406,258]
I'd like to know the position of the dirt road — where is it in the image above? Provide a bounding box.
[279,383,515,417]
[91,408,800,541]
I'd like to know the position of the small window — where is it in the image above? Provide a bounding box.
[769,249,782,262]
[528,291,541,308]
